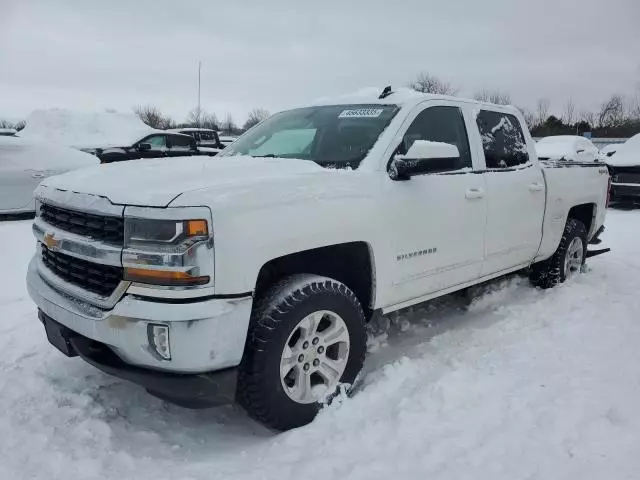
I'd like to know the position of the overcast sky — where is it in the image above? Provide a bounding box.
[1,0,639,124]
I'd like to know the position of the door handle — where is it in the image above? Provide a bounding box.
[465,187,485,200]
[528,182,544,192]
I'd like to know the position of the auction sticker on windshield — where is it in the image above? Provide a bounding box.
[338,108,384,118]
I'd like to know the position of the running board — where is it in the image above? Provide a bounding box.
[586,248,611,258]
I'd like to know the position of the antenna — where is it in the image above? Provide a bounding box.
[379,85,392,99]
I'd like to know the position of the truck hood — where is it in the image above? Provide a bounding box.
[40,156,326,207]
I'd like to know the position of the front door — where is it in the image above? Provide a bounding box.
[137,134,168,159]
[387,103,487,305]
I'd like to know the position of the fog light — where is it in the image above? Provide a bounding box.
[148,324,171,360]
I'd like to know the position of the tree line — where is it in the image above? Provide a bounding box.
[132,105,270,135]
[408,71,640,138]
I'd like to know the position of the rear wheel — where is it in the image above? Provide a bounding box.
[530,218,587,288]
[237,274,366,431]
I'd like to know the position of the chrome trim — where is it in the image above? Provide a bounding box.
[35,254,130,309]
[33,218,122,267]
[127,283,217,298]
[611,182,640,188]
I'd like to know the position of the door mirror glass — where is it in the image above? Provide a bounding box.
[390,140,460,180]
[138,143,152,151]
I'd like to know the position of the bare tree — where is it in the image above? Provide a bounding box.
[535,98,550,127]
[243,108,270,130]
[563,97,575,125]
[579,110,595,129]
[186,107,202,127]
[516,106,536,130]
[597,94,625,128]
[408,72,458,95]
[133,104,173,129]
[474,89,511,105]
[200,112,219,130]
[221,113,237,134]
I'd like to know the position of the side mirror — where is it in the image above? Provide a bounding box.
[390,140,460,180]
[138,143,152,151]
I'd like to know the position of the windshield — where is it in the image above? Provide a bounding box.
[220,104,399,169]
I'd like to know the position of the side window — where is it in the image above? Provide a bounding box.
[199,131,214,141]
[476,111,529,169]
[142,135,166,149]
[399,106,472,171]
[170,135,194,150]
[181,131,198,142]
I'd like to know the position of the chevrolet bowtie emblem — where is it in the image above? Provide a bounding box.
[43,232,60,250]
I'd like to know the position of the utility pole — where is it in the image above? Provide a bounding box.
[197,61,202,127]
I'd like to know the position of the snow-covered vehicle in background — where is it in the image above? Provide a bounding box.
[606,134,640,203]
[218,135,237,148]
[536,135,600,162]
[26,88,609,431]
[0,136,97,214]
[599,143,619,159]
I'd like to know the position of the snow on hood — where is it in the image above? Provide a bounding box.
[0,136,98,170]
[606,134,640,167]
[19,109,158,149]
[39,156,325,207]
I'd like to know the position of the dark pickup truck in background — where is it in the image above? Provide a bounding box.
[87,131,215,164]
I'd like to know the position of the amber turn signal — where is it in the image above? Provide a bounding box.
[124,267,209,286]
[186,220,208,237]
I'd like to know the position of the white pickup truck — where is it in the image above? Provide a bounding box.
[26,89,609,431]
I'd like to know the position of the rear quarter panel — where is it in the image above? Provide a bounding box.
[536,161,609,261]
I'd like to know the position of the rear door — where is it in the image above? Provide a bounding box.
[475,110,545,275]
[167,134,197,157]
[387,102,487,302]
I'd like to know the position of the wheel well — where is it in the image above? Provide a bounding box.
[567,203,595,235]
[254,242,375,317]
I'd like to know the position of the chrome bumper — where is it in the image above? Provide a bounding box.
[27,256,253,373]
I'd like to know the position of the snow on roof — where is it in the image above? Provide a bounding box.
[606,134,640,167]
[19,109,160,149]
[535,136,583,159]
[0,135,98,169]
[167,127,218,133]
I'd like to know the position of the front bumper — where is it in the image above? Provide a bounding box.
[27,256,253,374]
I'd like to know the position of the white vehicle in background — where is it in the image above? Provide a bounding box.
[606,134,640,203]
[536,135,600,162]
[599,143,619,159]
[0,136,98,214]
[26,88,609,431]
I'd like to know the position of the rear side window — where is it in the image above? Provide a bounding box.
[170,135,194,149]
[399,106,472,171]
[199,131,215,141]
[180,131,198,141]
[476,111,529,169]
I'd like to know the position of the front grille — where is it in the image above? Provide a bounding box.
[40,203,124,245]
[41,245,122,297]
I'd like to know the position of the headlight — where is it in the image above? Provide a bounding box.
[124,218,208,249]
[122,216,213,287]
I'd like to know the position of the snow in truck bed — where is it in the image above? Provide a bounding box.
[1,209,639,479]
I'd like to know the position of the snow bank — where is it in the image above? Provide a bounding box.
[606,134,640,167]
[19,109,156,149]
[1,210,640,479]
[0,136,98,170]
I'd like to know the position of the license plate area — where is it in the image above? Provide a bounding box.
[39,310,78,357]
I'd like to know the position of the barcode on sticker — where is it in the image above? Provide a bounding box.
[338,108,384,118]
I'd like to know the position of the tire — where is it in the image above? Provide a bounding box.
[530,218,587,289]
[237,274,366,431]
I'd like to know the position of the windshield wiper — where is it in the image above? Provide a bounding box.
[252,154,278,158]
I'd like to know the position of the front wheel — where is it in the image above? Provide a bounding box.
[237,275,366,431]
[530,218,587,288]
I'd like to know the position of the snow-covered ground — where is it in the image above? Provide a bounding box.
[1,209,639,479]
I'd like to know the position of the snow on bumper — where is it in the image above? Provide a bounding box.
[26,256,253,373]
